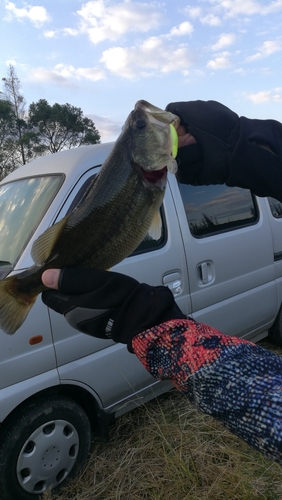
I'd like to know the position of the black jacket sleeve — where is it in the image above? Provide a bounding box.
[226,116,282,200]
[166,100,282,202]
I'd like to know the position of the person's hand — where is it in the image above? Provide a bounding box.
[41,268,186,351]
[41,268,139,342]
[42,269,61,289]
[177,124,197,148]
[166,100,240,185]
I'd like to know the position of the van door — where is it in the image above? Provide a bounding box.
[172,181,277,341]
[50,169,190,409]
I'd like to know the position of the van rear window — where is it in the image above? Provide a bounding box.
[178,184,258,238]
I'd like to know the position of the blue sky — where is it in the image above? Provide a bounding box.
[1,0,282,142]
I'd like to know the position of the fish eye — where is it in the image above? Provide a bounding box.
[135,119,146,129]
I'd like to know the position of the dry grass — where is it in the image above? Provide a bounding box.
[45,341,282,500]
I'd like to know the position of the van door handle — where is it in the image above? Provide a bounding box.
[197,261,214,285]
[200,262,209,284]
[162,272,182,296]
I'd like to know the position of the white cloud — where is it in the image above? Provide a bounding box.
[4,1,50,27]
[211,33,236,50]
[184,6,203,18]
[169,22,194,37]
[234,67,245,74]
[246,39,282,60]
[5,59,30,72]
[43,27,79,38]
[183,5,221,25]
[5,58,17,67]
[244,89,282,103]
[211,0,282,18]
[100,37,194,79]
[261,0,282,14]
[214,0,262,17]
[206,52,232,69]
[77,0,163,44]
[201,14,222,26]
[43,6,192,44]
[28,64,106,84]
[265,0,282,14]
[88,114,122,141]
[63,28,79,36]
[43,30,56,38]
[245,90,272,103]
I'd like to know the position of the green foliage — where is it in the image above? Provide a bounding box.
[0,66,101,179]
[28,99,100,154]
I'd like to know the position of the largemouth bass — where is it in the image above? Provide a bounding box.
[0,100,180,335]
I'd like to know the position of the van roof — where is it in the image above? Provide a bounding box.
[1,143,115,183]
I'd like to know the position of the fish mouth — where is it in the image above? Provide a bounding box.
[141,166,168,189]
[136,100,180,129]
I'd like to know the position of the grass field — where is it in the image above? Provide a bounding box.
[45,341,282,500]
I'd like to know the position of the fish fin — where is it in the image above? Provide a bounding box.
[148,211,162,240]
[0,275,36,334]
[31,216,69,265]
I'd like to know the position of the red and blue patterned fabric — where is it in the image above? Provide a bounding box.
[132,318,282,465]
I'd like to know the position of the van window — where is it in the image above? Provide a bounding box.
[0,175,63,268]
[131,205,166,255]
[268,197,282,218]
[66,173,166,255]
[178,183,258,237]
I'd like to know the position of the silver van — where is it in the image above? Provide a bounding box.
[0,143,282,500]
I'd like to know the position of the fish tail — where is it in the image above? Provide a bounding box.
[0,276,37,335]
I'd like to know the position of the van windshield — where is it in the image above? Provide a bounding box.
[0,175,63,273]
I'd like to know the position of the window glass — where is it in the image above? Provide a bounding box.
[268,197,282,218]
[66,174,97,216]
[178,183,257,238]
[131,205,166,255]
[0,175,63,268]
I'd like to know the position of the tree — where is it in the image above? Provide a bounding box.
[1,65,29,166]
[0,99,18,178]
[28,99,101,154]
[0,67,101,178]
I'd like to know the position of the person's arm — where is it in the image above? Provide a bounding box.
[132,319,282,466]
[167,100,282,202]
[42,268,282,466]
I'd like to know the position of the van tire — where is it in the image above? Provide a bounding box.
[269,305,282,346]
[0,395,91,500]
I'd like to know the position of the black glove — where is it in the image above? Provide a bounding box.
[166,100,240,185]
[166,100,282,201]
[42,268,186,351]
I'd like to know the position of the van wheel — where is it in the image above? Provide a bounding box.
[0,395,92,500]
[269,305,282,346]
